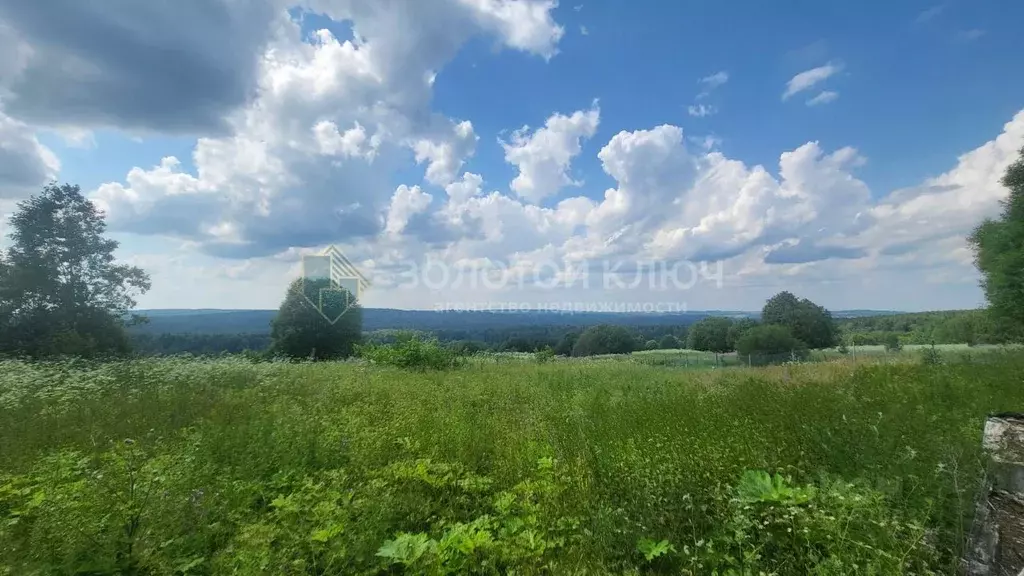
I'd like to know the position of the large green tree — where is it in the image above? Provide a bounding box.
[270,277,363,359]
[760,291,838,349]
[685,316,734,352]
[969,147,1024,341]
[0,183,150,357]
[726,317,759,351]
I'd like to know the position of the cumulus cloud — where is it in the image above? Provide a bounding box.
[4,0,1021,312]
[413,120,478,186]
[385,185,433,236]
[87,0,565,258]
[783,62,842,101]
[861,110,1024,260]
[0,109,60,197]
[402,109,1023,306]
[501,103,600,203]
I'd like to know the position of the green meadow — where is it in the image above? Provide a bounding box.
[2,351,1022,575]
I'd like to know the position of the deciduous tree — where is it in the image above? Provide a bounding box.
[685,316,733,352]
[760,291,838,349]
[0,183,150,357]
[969,147,1024,341]
[270,277,363,359]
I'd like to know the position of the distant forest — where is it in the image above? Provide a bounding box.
[126,308,1000,356]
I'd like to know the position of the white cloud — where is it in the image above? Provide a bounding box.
[697,71,729,94]
[783,62,842,101]
[313,121,380,160]
[687,104,718,117]
[86,0,564,258]
[458,0,565,59]
[862,110,1024,260]
[385,185,433,236]
[3,0,1021,313]
[689,70,728,115]
[413,120,478,186]
[501,103,600,203]
[806,90,839,106]
[111,107,1024,311]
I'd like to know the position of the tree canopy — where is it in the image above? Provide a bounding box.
[572,324,637,356]
[685,316,734,353]
[969,147,1024,341]
[760,291,838,349]
[270,277,363,359]
[0,183,150,357]
[735,324,807,363]
[657,333,681,350]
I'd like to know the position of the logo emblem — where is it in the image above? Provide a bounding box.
[299,245,369,324]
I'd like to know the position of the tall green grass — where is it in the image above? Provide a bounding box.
[1,353,1021,574]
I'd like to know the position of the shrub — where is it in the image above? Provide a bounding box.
[884,332,903,352]
[921,344,943,365]
[534,347,555,363]
[735,324,807,365]
[356,333,462,370]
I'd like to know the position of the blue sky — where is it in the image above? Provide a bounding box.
[435,0,1024,195]
[1,0,1022,312]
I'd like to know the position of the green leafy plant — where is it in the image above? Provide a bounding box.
[356,332,463,370]
[636,537,676,561]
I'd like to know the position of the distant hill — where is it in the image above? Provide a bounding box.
[130,308,902,335]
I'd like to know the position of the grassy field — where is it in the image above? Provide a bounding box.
[1,352,1022,574]
[471,343,1019,369]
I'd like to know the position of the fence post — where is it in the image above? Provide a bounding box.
[963,412,1024,575]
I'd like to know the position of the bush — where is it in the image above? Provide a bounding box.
[356,333,462,370]
[534,347,556,363]
[883,333,903,352]
[735,324,807,365]
[920,344,943,366]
